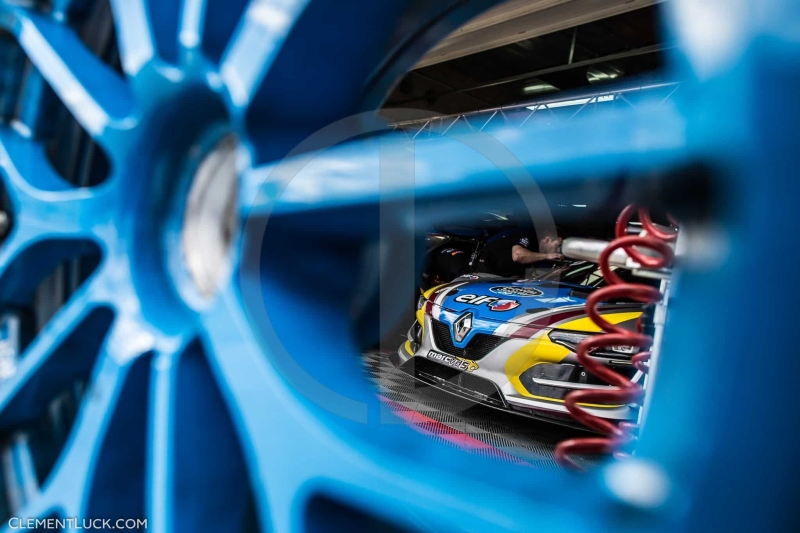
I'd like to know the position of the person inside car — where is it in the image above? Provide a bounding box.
[428,227,563,283]
[477,228,563,278]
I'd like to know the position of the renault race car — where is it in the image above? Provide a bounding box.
[393,262,652,427]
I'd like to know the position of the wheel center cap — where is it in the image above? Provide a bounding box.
[181,135,239,300]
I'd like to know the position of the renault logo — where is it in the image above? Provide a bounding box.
[453,312,473,343]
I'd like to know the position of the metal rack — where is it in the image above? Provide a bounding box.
[390,81,681,138]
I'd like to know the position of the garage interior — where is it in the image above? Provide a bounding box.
[365,0,674,469]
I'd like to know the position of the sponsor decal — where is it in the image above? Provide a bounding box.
[427,351,479,372]
[453,293,521,312]
[456,274,481,280]
[536,296,576,304]
[490,286,543,297]
[454,294,498,306]
[441,247,465,256]
[488,299,520,311]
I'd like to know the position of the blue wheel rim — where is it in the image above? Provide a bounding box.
[0,1,797,532]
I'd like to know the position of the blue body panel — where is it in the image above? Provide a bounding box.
[435,279,588,347]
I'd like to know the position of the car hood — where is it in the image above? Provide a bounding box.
[433,278,590,326]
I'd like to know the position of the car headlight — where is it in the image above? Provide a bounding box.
[609,344,638,355]
[548,330,638,355]
[548,330,590,347]
[417,295,426,310]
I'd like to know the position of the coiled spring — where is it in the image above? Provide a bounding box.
[554,205,676,470]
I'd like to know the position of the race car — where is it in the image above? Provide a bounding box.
[393,262,653,427]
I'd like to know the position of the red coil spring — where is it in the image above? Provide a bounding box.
[554,204,676,470]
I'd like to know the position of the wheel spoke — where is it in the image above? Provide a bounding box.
[196,287,272,531]
[0,128,78,192]
[147,327,261,533]
[145,337,192,533]
[0,130,117,240]
[199,286,383,532]
[0,219,109,297]
[178,0,207,53]
[241,107,689,223]
[0,272,107,428]
[43,314,178,519]
[44,355,126,515]
[14,189,114,242]
[109,0,156,76]
[1,9,134,143]
[39,336,147,517]
[219,0,310,111]
[145,352,172,533]
[222,0,435,163]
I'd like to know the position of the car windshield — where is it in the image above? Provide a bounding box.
[538,261,659,288]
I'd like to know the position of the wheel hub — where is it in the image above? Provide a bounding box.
[180,134,239,301]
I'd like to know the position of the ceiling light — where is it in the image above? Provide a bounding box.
[523,81,557,94]
[587,66,625,84]
[526,94,614,111]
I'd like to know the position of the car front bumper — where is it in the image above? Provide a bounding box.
[394,315,635,427]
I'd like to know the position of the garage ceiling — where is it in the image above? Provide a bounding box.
[383,1,669,118]
[417,0,665,68]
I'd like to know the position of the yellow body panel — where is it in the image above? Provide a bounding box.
[414,284,447,352]
[504,311,641,407]
[422,284,446,299]
[554,312,640,333]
